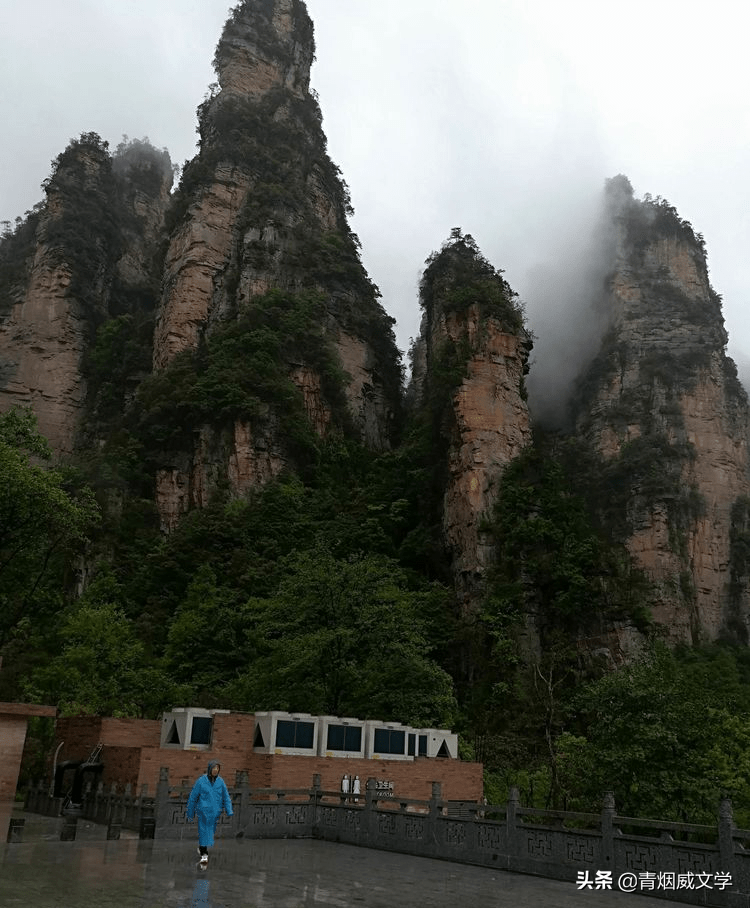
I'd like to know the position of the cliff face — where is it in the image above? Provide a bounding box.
[3,2,750,652]
[152,0,400,527]
[441,308,532,604]
[572,176,750,643]
[411,232,533,606]
[0,136,171,456]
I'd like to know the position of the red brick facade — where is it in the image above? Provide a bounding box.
[53,712,483,802]
[250,752,482,802]
[0,717,28,801]
[0,703,56,803]
[54,716,162,792]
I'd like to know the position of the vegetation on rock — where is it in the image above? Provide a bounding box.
[0,4,747,824]
[420,228,525,333]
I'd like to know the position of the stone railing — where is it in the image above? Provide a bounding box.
[24,778,156,839]
[24,768,750,906]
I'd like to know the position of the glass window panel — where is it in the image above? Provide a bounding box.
[190,717,212,745]
[295,721,314,749]
[389,730,405,753]
[276,720,296,747]
[277,720,315,748]
[344,726,362,751]
[374,728,405,754]
[327,725,345,750]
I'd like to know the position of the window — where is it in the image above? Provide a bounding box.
[190,717,213,745]
[327,725,362,752]
[419,735,427,756]
[373,728,406,755]
[275,719,315,749]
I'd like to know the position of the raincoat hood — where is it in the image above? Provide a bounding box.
[207,760,221,777]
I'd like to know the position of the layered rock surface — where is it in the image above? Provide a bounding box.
[0,137,171,456]
[573,177,750,642]
[152,0,400,526]
[410,233,533,606]
[442,310,532,602]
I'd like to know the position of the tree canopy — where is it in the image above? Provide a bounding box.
[0,407,99,652]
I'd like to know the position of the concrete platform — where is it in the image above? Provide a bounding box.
[0,810,684,907]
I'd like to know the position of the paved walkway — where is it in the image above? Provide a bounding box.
[0,810,685,907]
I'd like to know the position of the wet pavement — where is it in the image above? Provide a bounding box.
[0,809,685,907]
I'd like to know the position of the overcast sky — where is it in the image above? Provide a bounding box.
[2,0,749,398]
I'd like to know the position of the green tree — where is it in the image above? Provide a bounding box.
[229,547,457,726]
[164,565,257,703]
[0,407,99,650]
[25,573,182,716]
[565,642,750,822]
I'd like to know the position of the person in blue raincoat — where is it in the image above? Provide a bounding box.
[186,760,233,866]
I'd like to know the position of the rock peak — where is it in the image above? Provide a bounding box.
[570,180,750,643]
[214,0,315,100]
[410,230,532,609]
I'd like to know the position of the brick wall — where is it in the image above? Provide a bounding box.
[0,717,28,801]
[138,747,248,792]
[99,718,160,748]
[54,717,104,763]
[263,754,483,802]
[54,717,162,791]
[99,746,145,790]
[0,705,56,802]
[52,712,483,802]
[212,713,254,759]
[137,713,256,791]
[55,717,160,760]
[248,754,275,790]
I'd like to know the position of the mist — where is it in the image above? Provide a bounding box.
[521,190,617,429]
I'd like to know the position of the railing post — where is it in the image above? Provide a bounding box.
[60,815,77,841]
[506,786,519,861]
[365,778,378,843]
[235,770,250,834]
[139,781,156,841]
[6,817,24,843]
[310,774,322,836]
[601,790,615,871]
[310,773,321,810]
[154,767,170,837]
[428,782,442,846]
[718,798,736,881]
[429,782,442,818]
